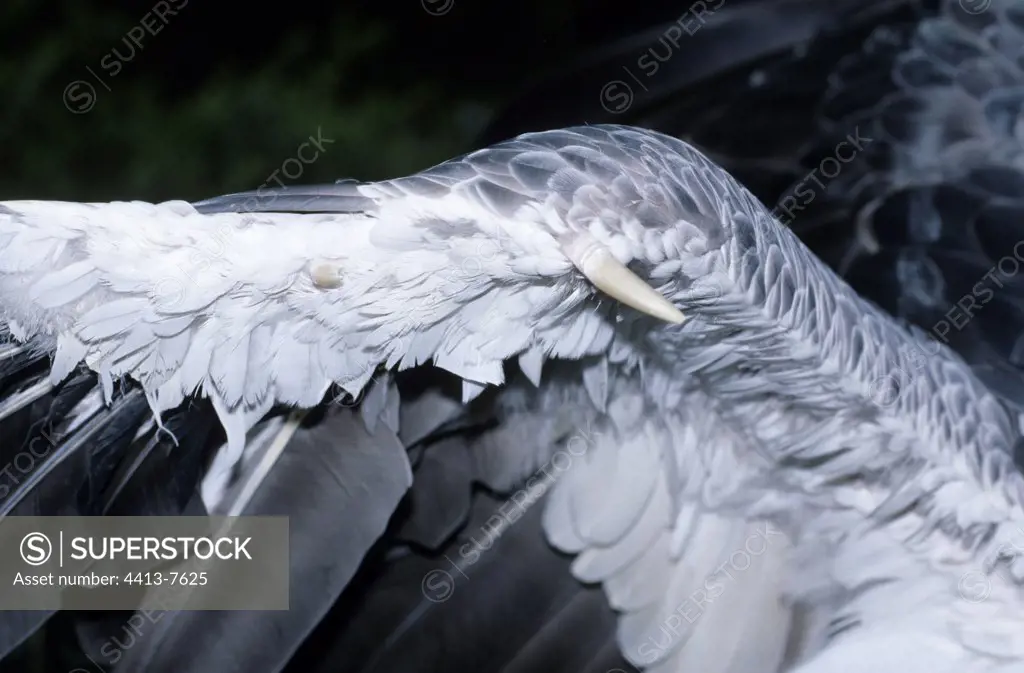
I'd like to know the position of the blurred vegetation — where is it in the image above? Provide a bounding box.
[0,0,696,202]
[0,1,502,201]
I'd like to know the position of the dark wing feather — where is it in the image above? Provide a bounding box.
[0,342,224,661]
[278,371,628,673]
[107,405,412,673]
[99,401,222,517]
[480,0,874,145]
[4,389,150,519]
[192,179,378,214]
[394,436,474,551]
[0,361,146,659]
[286,489,628,673]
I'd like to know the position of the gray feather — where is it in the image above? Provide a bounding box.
[111,406,412,673]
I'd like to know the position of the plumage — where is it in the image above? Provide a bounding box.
[7,1,1024,670]
[289,489,628,673]
[107,405,412,673]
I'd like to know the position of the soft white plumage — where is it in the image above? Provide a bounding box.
[3,115,1024,673]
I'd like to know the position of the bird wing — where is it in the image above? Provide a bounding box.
[0,128,806,673]
[109,406,412,673]
[0,4,958,673]
[800,0,1024,412]
[540,386,796,673]
[488,0,1024,416]
[3,114,1024,673]
[475,0,1024,670]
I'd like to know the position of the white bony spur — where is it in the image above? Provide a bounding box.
[561,231,685,325]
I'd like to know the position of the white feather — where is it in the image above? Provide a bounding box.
[7,102,1024,673]
[518,345,545,386]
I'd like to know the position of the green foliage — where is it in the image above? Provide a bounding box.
[0,3,490,201]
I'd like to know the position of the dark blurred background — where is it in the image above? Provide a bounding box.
[0,0,699,202]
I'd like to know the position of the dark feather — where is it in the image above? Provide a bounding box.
[286,489,630,673]
[0,612,50,666]
[192,180,377,215]
[481,0,870,145]
[0,359,224,663]
[0,381,150,659]
[108,405,413,673]
[2,388,149,518]
[394,436,474,551]
[99,401,222,517]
